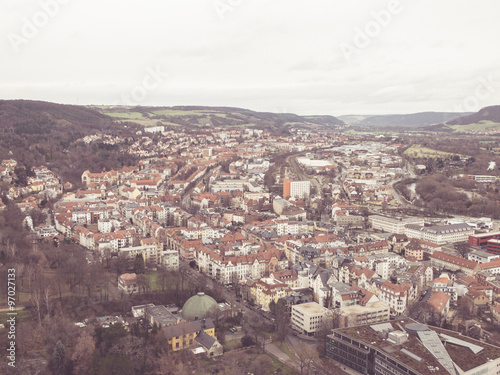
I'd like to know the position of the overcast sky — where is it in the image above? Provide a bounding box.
[1,0,499,115]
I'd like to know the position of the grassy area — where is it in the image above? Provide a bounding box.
[0,309,32,324]
[151,109,229,118]
[269,356,297,375]
[145,271,194,292]
[243,347,297,375]
[404,144,465,158]
[274,340,294,359]
[223,337,242,351]
[103,111,145,119]
[448,121,500,133]
[16,291,31,304]
[151,109,205,116]
[344,129,400,135]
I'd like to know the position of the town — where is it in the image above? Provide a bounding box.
[3,118,500,375]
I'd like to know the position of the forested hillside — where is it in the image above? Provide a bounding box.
[0,100,140,185]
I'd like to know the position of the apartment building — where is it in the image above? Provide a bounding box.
[291,302,332,336]
[252,277,292,311]
[159,249,180,271]
[290,180,311,199]
[378,281,414,317]
[335,301,390,328]
[119,244,158,268]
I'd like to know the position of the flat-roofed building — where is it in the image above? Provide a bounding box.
[326,319,500,375]
[469,231,500,247]
[487,239,500,255]
[468,249,500,263]
[369,215,424,234]
[290,180,311,199]
[118,244,158,268]
[291,302,332,336]
[405,223,475,245]
[335,300,390,328]
[148,305,179,327]
[159,249,179,270]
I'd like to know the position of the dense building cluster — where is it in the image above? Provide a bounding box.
[4,125,500,372]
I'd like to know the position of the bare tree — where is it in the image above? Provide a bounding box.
[272,298,290,345]
[109,335,149,374]
[231,271,241,296]
[457,297,474,320]
[31,288,42,326]
[244,313,266,353]
[24,261,38,294]
[316,317,335,358]
[455,242,471,258]
[137,274,151,295]
[211,282,224,302]
[314,358,343,375]
[408,300,432,323]
[157,266,170,291]
[249,354,273,375]
[43,284,52,319]
[295,344,317,375]
[71,331,95,375]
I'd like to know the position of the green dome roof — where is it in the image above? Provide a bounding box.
[182,292,218,321]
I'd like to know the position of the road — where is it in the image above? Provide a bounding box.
[391,178,412,208]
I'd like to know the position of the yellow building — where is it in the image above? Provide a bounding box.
[162,318,215,352]
[29,181,45,192]
[251,277,292,311]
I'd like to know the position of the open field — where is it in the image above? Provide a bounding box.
[448,121,500,133]
[130,119,165,127]
[145,271,195,292]
[152,109,229,118]
[152,109,205,116]
[222,347,297,375]
[0,309,31,324]
[345,129,400,135]
[103,111,145,119]
[404,144,465,158]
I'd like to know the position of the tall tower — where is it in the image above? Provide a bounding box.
[283,179,292,199]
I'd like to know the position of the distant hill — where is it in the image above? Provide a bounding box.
[0,100,346,185]
[337,115,373,124]
[302,115,346,126]
[0,100,140,185]
[351,112,472,128]
[446,105,500,125]
[95,105,345,134]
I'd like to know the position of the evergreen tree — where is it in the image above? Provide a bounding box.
[50,340,66,375]
[133,253,145,274]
